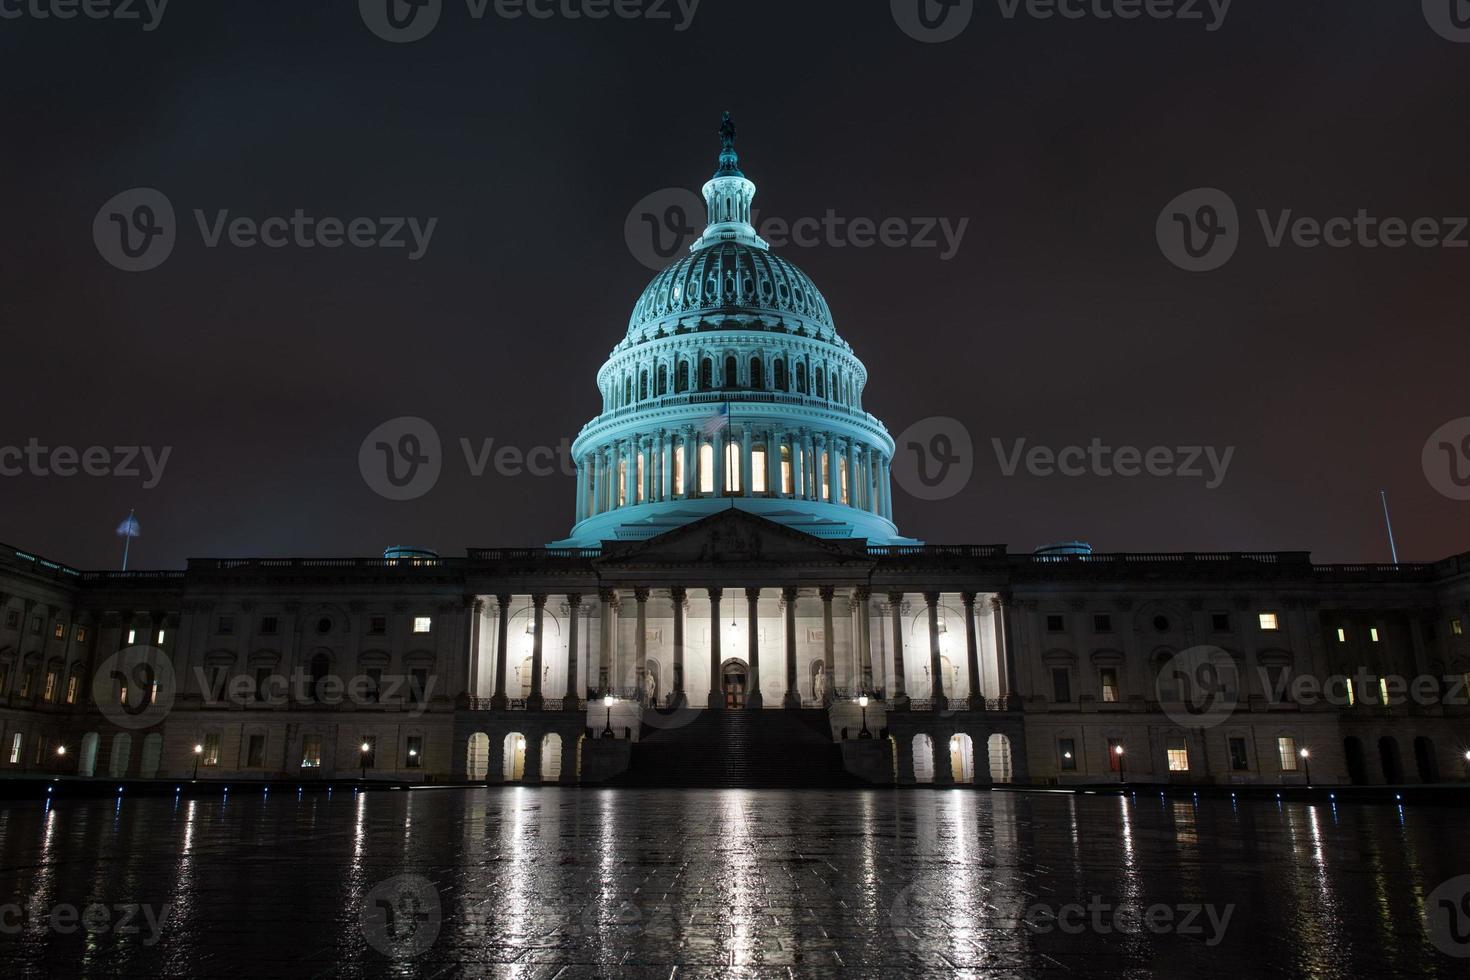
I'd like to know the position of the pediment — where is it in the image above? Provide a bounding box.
[595,508,871,567]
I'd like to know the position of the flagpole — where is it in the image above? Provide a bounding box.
[121,508,134,571]
[1379,490,1399,566]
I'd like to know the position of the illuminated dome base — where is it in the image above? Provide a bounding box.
[551,497,916,547]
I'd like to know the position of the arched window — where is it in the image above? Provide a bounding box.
[750,356,764,390]
[816,368,826,399]
[675,360,689,393]
[796,362,807,394]
[639,370,649,401]
[656,364,668,396]
[624,376,632,405]
[773,358,787,390]
[724,355,738,389]
[699,358,713,390]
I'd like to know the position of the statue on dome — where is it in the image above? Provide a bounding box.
[719,112,737,150]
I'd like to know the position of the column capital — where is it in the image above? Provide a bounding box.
[670,586,687,602]
[961,591,978,607]
[887,591,905,607]
[991,593,1010,611]
[745,587,762,602]
[496,593,513,610]
[818,585,836,601]
[634,587,650,603]
[531,594,548,608]
[566,593,583,609]
[597,587,617,604]
[923,591,941,605]
[708,586,724,602]
[781,586,799,602]
[854,585,872,601]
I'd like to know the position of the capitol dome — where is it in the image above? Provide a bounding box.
[550,114,916,547]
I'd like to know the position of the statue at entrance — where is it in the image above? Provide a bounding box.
[813,662,827,704]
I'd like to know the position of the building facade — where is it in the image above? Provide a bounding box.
[2,121,1469,788]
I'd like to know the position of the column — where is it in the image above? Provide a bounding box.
[925,592,947,711]
[992,595,1012,706]
[747,588,765,709]
[741,425,753,497]
[820,586,837,702]
[564,594,581,710]
[793,431,805,500]
[623,440,636,508]
[803,431,817,499]
[708,587,724,708]
[661,431,673,502]
[856,587,874,690]
[490,594,511,710]
[847,439,859,508]
[888,592,908,706]
[574,462,586,521]
[597,589,613,691]
[634,588,649,703]
[881,459,893,519]
[782,586,799,709]
[713,428,725,496]
[827,435,842,504]
[963,592,983,710]
[671,587,686,705]
[465,598,484,698]
[527,594,547,711]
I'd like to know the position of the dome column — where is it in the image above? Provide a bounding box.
[847,440,860,508]
[813,433,827,501]
[623,440,636,509]
[713,427,726,496]
[660,431,673,502]
[791,431,805,499]
[741,425,753,497]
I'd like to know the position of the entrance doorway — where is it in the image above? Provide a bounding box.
[722,660,748,708]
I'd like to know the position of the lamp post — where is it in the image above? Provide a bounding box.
[1300,747,1311,786]
[1115,744,1126,784]
[857,695,872,739]
[55,744,66,772]
[602,695,615,739]
[193,743,203,780]
[360,741,370,782]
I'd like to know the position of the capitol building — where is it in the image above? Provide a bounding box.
[2,120,1468,791]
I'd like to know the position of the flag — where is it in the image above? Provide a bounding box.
[701,402,729,437]
[116,512,141,538]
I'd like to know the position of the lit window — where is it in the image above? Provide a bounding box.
[616,459,627,506]
[156,629,166,644]
[1167,745,1190,772]
[1454,619,1465,636]
[839,458,849,505]
[699,444,714,494]
[406,735,424,768]
[43,671,57,702]
[819,452,830,501]
[1336,628,1346,643]
[126,629,137,645]
[1058,738,1077,771]
[19,670,33,698]
[1370,628,1380,643]
[780,446,792,494]
[673,445,685,496]
[751,447,768,494]
[1100,668,1119,703]
[1346,678,1356,706]
[1259,613,1280,631]
[8,733,21,765]
[53,623,64,640]
[724,442,741,493]
[1278,737,1299,771]
[301,735,322,768]
[75,627,86,643]
[635,452,645,503]
[65,675,78,704]
[412,616,432,634]
[1378,677,1389,705]
[203,734,220,766]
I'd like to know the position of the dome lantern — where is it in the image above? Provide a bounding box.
[691,112,769,253]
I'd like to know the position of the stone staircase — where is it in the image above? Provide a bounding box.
[609,707,867,788]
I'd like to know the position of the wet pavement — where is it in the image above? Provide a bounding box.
[0,786,1467,977]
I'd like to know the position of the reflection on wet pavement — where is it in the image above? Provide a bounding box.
[0,788,1465,977]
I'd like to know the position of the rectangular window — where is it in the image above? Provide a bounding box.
[1378,677,1389,705]
[752,447,768,494]
[9,733,21,764]
[53,623,64,640]
[1107,738,1123,772]
[361,736,377,769]
[1228,737,1249,771]
[65,674,78,704]
[636,452,645,503]
[260,616,279,635]
[409,668,429,704]
[126,629,137,645]
[1051,668,1071,703]
[780,446,792,495]
[406,735,424,768]
[1278,737,1299,772]
[1259,612,1280,631]
[203,733,220,766]
[1346,677,1356,707]
[1454,618,1465,636]
[75,627,86,643]
[1058,738,1077,771]
[1046,614,1065,633]
[19,669,34,698]
[1211,613,1231,632]
[246,734,265,767]
[1337,627,1347,643]
[1370,627,1380,643]
[699,444,714,494]
[301,735,322,768]
[819,452,830,501]
[216,616,234,635]
[369,616,387,635]
[724,442,741,493]
[1167,744,1190,772]
[42,671,57,702]
[412,616,432,634]
[674,445,686,496]
[1093,614,1113,633]
[1099,668,1119,703]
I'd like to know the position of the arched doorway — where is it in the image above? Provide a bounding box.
[140,733,163,778]
[1344,736,1368,785]
[108,733,132,779]
[541,734,563,783]
[988,734,1013,784]
[78,732,99,777]
[518,657,535,699]
[950,734,975,783]
[1378,736,1403,784]
[466,733,490,782]
[911,734,934,783]
[721,659,748,709]
[1414,737,1439,784]
[502,733,526,782]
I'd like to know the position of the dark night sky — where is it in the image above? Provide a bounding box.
[1,1,1466,568]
